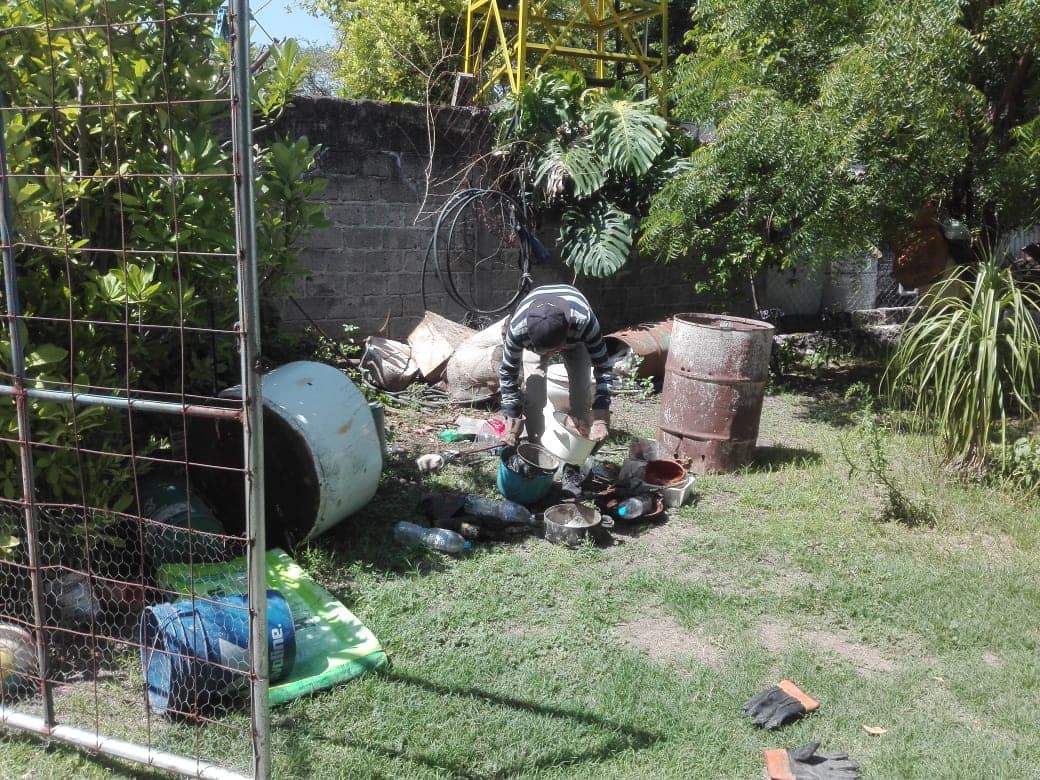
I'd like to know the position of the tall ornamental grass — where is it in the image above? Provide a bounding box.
[885,259,1040,467]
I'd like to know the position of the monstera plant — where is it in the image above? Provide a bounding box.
[492,70,693,277]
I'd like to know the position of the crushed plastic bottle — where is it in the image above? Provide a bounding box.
[462,495,534,526]
[393,521,471,554]
[616,495,657,519]
[477,416,506,445]
[453,415,486,436]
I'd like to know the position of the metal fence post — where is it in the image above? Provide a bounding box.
[0,90,54,728]
[228,2,270,777]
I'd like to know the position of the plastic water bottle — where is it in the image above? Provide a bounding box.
[616,495,656,519]
[393,521,471,554]
[462,495,534,526]
[475,416,506,444]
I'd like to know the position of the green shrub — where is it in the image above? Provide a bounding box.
[0,3,327,514]
[884,259,1040,467]
[1003,435,1040,492]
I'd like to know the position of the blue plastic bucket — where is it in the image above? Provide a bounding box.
[496,445,555,504]
[141,590,295,717]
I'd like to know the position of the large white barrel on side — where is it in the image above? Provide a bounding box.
[195,361,383,547]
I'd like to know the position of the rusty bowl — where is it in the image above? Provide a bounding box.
[643,459,686,487]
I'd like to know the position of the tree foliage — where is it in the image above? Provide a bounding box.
[493,71,692,277]
[0,1,326,511]
[301,0,465,102]
[642,0,1040,296]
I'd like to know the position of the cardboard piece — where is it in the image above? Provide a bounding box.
[407,311,476,381]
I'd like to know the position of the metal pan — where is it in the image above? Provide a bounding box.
[542,503,602,547]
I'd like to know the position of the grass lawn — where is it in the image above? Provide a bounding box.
[3,370,1039,778]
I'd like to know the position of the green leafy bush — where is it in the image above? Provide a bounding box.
[840,409,937,528]
[884,259,1040,467]
[0,2,328,514]
[1002,435,1040,492]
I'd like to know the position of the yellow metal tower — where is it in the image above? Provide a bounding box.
[463,0,669,111]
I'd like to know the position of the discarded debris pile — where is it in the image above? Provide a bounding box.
[0,362,389,721]
[402,424,696,554]
[360,312,676,403]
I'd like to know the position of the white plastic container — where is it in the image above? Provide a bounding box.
[639,475,696,508]
[213,361,383,545]
[540,407,597,465]
[823,251,879,312]
[544,364,595,413]
[761,263,824,316]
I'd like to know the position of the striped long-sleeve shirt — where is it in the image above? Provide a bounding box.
[499,284,612,418]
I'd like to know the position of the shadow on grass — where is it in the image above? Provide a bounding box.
[278,669,660,778]
[748,445,822,471]
[774,363,883,430]
[1,731,178,780]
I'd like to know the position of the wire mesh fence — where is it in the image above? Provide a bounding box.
[1,1,267,776]
[874,250,920,309]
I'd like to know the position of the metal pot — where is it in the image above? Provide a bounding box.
[542,503,601,547]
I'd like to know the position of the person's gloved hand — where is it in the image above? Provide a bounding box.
[763,742,861,780]
[589,409,610,443]
[562,415,590,436]
[743,680,819,729]
[500,415,525,447]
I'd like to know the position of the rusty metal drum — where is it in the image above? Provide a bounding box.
[656,314,774,473]
[604,320,673,379]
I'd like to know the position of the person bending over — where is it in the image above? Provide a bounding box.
[498,284,611,495]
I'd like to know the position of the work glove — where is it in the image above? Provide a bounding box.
[499,415,525,447]
[562,415,590,436]
[588,409,610,443]
[744,678,815,732]
[743,680,819,729]
[763,743,861,780]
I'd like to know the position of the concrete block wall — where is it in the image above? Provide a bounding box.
[273,96,728,340]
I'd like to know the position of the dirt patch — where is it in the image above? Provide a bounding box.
[698,489,741,508]
[931,530,1017,557]
[615,518,705,559]
[608,520,736,587]
[617,606,725,668]
[759,618,897,678]
[609,521,814,597]
[981,651,1003,669]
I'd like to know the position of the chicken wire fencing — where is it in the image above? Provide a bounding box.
[1,1,270,778]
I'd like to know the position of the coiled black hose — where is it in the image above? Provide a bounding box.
[421,188,547,320]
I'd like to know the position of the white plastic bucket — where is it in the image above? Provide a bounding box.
[823,252,878,312]
[639,475,696,508]
[545,364,595,413]
[540,408,597,465]
[761,264,824,316]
